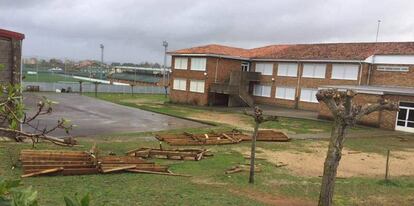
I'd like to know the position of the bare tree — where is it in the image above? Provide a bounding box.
[316,89,398,206]
[1,84,75,146]
[244,106,277,183]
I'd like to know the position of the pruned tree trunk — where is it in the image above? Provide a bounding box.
[244,106,277,184]
[319,123,346,205]
[316,89,398,206]
[249,121,259,184]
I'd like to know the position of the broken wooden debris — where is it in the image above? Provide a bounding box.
[225,164,261,174]
[19,149,182,177]
[126,169,191,177]
[156,130,289,146]
[21,167,64,178]
[126,147,212,161]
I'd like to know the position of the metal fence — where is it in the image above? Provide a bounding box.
[23,82,167,94]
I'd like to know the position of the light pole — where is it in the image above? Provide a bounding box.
[100,44,104,63]
[100,44,104,80]
[375,20,381,42]
[162,40,168,97]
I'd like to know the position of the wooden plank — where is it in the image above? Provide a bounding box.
[21,160,94,165]
[21,167,64,178]
[23,164,96,170]
[126,169,191,177]
[24,168,99,176]
[102,165,136,173]
[20,156,92,161]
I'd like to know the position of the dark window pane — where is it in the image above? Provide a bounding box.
[408,110,414,121]
[400,102,414,107]
[397,121,406,126]
[407,122,414,128]
[398,109,407,120]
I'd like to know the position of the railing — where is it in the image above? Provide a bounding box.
[22,82,166,94]
[240,71,261,82]
[209,83,239,94]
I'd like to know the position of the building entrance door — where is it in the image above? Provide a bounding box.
[396,102,414,133]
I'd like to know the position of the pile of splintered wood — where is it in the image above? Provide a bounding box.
[126,147,212,161]
[155,130,289,146]
[155,130,247,146]
[19,149,184,178]
[254,130,290,142]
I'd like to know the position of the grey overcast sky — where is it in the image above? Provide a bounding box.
[1,0,413,63]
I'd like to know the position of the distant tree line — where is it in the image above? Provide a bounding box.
[111,61,162,68]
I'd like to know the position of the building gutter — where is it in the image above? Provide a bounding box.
[168,53,250,61]
[251,58,364,63]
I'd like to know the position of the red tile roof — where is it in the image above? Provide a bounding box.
[170,44,250,58]
[170,42,414,61]
[0,29,25,40]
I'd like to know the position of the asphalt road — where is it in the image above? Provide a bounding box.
[23,93,206,137]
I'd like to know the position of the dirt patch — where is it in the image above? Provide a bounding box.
[228,188,315,206]
[234,143,414,177]
[189,112,253,130]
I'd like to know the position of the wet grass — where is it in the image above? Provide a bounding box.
[2,134,414,205]
[87,93,369,134]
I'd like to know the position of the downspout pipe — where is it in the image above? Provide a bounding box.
[358,61,363,85]
[295,60,301,109]
[214,57,220,83]
[367,55,375,85]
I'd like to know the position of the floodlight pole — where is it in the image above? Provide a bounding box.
[100,44,104,79]
[100,44,104,63]
[375,20,381,42]
[162,40,168,97]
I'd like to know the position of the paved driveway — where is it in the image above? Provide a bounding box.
[23,93,205,137]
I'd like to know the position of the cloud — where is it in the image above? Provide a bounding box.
[0,0,413,63]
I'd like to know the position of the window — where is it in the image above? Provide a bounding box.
[255,63,273,75]
[302,64,326,78]
[277,63,298,77]
[331,64,359,80]
[253,84,271,97]
[189,80,205,93]
[275,87,296,100]
[173,78,186,91]
[241,62,250,72]
[377,65,409,72]
[190,58,207,71]
[300,88,318,103]
[174,57,188,70]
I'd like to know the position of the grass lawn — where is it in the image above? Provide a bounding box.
[2,93,412,205]
[24,73,81,83]
[2,133,414,205]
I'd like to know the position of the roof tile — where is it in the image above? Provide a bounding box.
[170,42,414,60]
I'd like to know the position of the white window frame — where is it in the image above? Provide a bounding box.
[190,58,207,71]
[377,65,409,72]
[275,87,296,100]
[300,88,319,103]
[253,84,272,97]
[331,64,359,80]
[255,63,273,75]
[277,63,298,77]
[189,80,205,93]
[302,63,326,78]
[174,57,188,70]
[173,78,187,91]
